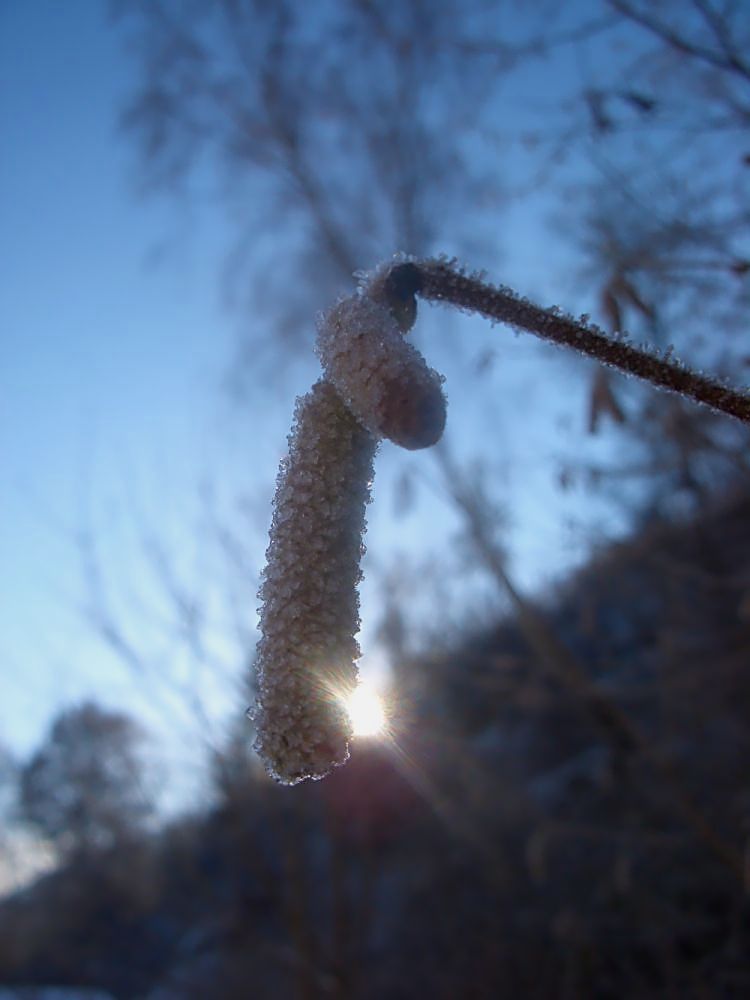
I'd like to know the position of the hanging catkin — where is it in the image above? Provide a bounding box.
[252,380,376,784]
[253,265,447,784]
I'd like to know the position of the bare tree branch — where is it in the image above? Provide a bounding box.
[609,0,750,89]
[406,258,750,426]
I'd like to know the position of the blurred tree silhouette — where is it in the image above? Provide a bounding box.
[566,0,750,510]
[0,743,16,813]
[115,3,748,324]
[115,0,509,355]
[19,702,153,858]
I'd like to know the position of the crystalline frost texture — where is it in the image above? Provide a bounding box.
[253,381,376,785]
[316,292,447,451]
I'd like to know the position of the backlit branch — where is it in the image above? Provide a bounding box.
[403,258,750,426]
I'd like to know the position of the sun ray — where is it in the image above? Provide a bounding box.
[345,682,387,737]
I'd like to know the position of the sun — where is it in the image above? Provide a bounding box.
[346,682,386,738]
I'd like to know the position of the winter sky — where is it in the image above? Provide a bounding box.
[1,0,630,810]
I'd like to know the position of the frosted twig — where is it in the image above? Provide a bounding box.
[408,257,750,426]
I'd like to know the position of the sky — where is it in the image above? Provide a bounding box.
[0,1,241,768]
[0,0,632,812]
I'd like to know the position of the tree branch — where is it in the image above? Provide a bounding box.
[388,258,750,426]
[608,0,750,86]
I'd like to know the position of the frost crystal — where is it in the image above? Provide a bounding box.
[316,291,447,450]
[252,380,377,785]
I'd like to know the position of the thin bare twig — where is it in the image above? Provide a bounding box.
[384,259,750,425]
[609,0,750,86]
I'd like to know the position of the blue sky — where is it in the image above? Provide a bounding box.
[0,1,239,765]
[0,1,632,809]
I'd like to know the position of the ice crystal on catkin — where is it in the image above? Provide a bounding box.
[253,380,377,784]
[316,292,447,450]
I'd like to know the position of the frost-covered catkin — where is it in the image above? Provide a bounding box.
[316,288,447,450]
[252,380,376,784]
